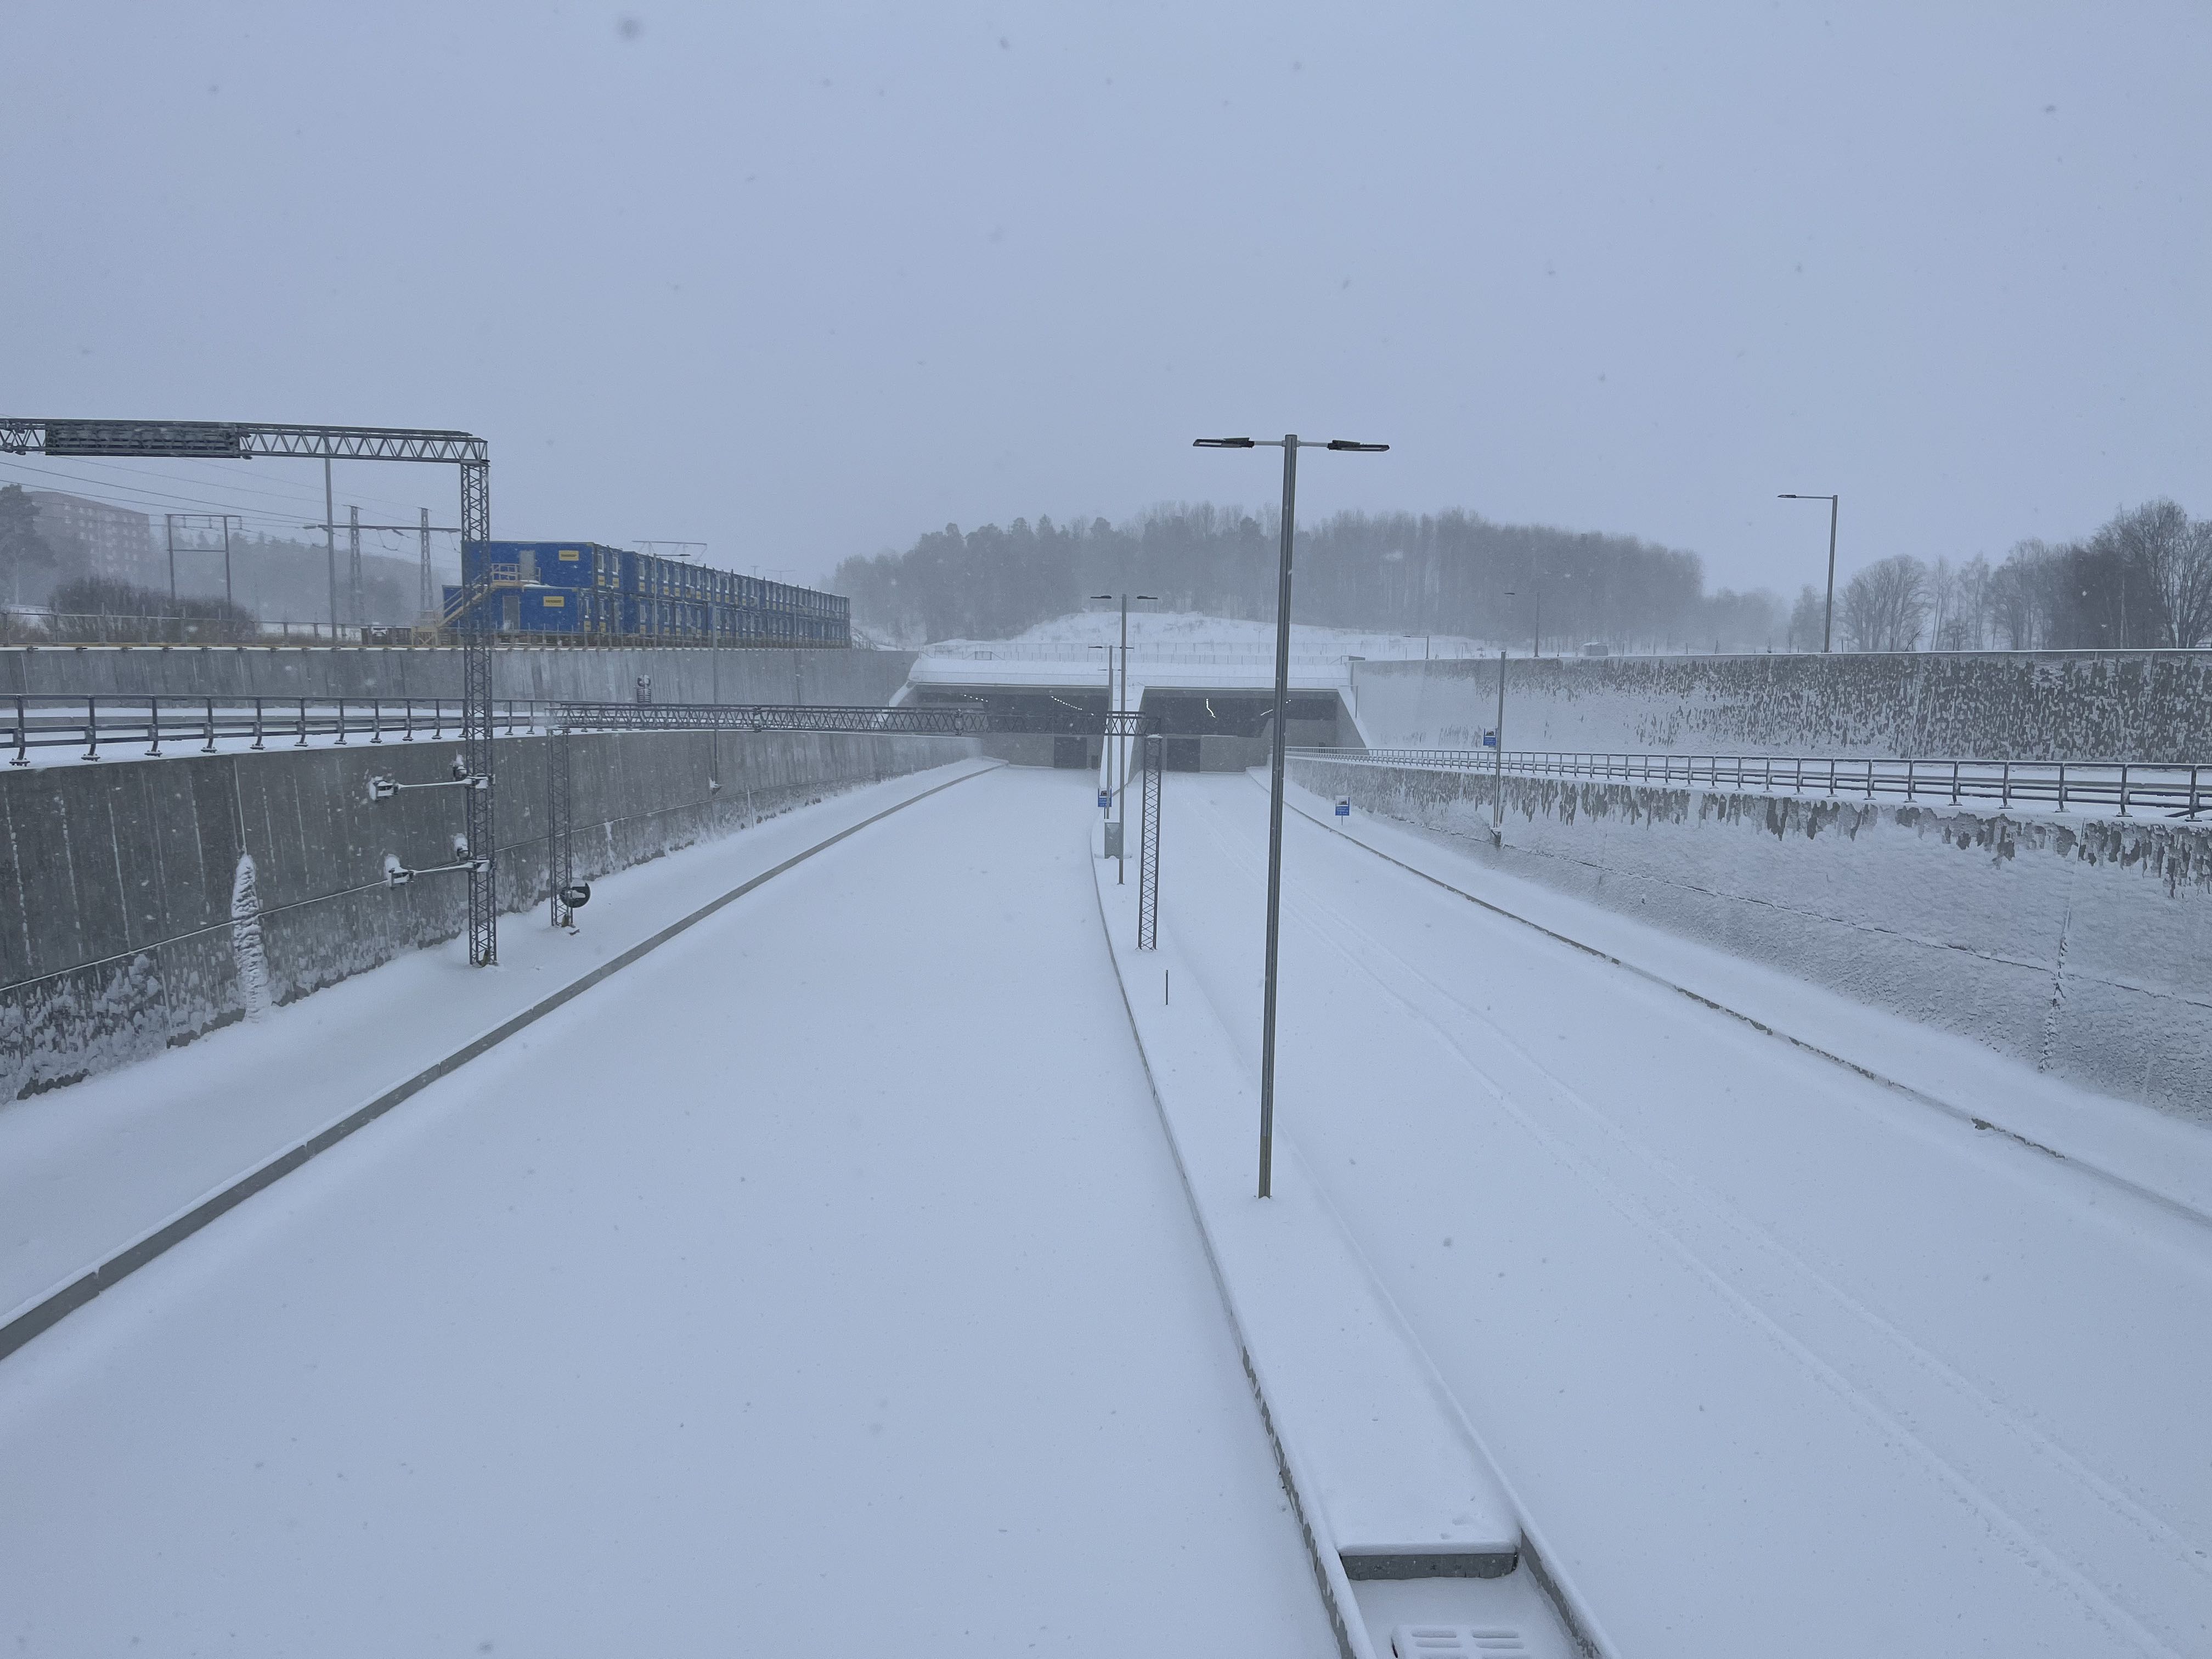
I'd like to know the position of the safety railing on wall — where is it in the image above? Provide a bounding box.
[4,694,539,764]
[1293,746,2212,819]
[3,694,1151,765]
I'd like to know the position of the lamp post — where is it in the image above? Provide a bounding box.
[1195,433,1389,1198]
[1780,493,1840,652]
[1087,644,1112,811]
[1496,591,1515,845]
[1092,592,1160,882]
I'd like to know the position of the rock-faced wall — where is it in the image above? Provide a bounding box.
[1291,754,2212,1125]
[1356,651,2212,761]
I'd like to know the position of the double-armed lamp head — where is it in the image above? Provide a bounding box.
[1194,437,1389,452]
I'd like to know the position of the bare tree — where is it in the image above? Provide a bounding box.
[1786,584,1824,651]
[2111,499,2212,648]
[1953,554,1992,648]
[1839,555,1931,651]
[1927,557,1957,650]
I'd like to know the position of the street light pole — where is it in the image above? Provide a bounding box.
[1780,493,1841,651]
[1087,644,1112,813]
[1196,433,1388,1199]
[1092,592,1160,883]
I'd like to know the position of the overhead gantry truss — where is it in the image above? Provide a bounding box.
[3,415,500,969]
[1,418,487,465]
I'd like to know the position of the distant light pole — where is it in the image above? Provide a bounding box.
[1495,592,1514,845]
[1780,493,1840,651]
[1087,645,1112,811]
[1092,592,1160,882]
[1195,433,1389,1198]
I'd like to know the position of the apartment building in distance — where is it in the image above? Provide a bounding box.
[24,490,155,585]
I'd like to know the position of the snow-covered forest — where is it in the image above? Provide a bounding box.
[841,499,2212,654]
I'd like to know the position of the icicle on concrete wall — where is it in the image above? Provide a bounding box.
[229,853,271,1023]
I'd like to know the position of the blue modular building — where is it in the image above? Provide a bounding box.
[442,542,850,646]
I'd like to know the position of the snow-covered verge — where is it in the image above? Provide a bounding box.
[1090,837,1584,1659]
[1357,650,2212,760]
[0,729,975,1101]
[1291,755,2212,1126]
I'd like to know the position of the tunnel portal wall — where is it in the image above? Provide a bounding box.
[0,727,972,1099]
[1356,651,2212,762]
[1290,754,2212,1126]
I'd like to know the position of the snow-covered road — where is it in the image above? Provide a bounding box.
[1164,772,2212,1658]
[4,757,2207,1657]
[0,768,1335,1658]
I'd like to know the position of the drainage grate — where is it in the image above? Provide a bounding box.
[1391,1627,1528,1658]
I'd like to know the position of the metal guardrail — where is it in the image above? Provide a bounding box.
[0,695,1164,763]
[553,702,1159,738]
[554,701,973,736]
[921,642,1382,665]
[1294,746,2212,819]
[5,695,535,762]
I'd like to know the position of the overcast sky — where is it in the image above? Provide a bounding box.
[3,2,2205,600]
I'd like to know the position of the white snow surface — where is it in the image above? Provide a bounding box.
[1156,771,2212,1658]
[0,768,1335,1657]
[931,608,1489,659]
[0,758,986,1323]
[4,753,2209,1656]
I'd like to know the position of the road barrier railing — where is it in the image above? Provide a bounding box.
[1295,746,2211,820]
[5,693,538,763]
[4,695,1168,765]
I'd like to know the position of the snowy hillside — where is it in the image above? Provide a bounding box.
[927,610,1491,659]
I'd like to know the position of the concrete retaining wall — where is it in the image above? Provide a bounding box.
[0,727,972,1097]
[0,644,916,708]
[1356,651,2212,761]
[1291,755,2212,1125]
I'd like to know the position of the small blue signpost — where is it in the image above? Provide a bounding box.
[1335,798,1351,820]
[1482,729,1498,748]
[1098,791,1110,809]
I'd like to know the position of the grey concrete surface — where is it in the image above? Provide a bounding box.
[0,644,916,708]
[0,727,972,1098]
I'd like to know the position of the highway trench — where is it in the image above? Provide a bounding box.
[1,761,2207,1657]
[0,768,1335,1659]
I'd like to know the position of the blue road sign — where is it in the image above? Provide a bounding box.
[1482,730,1498,748]
[1098,791,1110,808]
[1335,799,1351,818]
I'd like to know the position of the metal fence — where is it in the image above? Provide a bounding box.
[4,694,1166,765]
[1296,746,2212,819]
[0,609,380,646]
[5,694,538,762]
